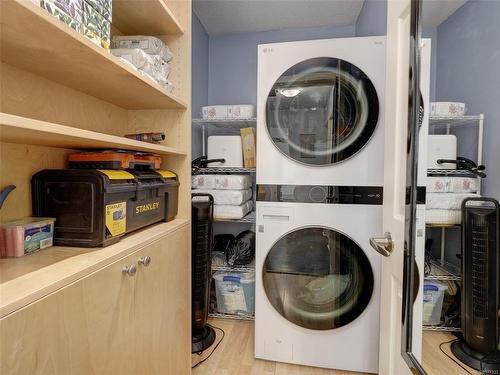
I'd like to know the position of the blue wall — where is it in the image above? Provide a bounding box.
[435,0,500,200]
[207,24,356,106]
[191,13,209,158]
[355,0,387,36]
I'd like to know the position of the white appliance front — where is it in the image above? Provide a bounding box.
[257,36,386,186]
[255,201,381,372]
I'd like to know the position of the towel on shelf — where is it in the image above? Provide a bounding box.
[426,193,478,210]
[192,189,252,206]
[426,176,479,194]
[192,174,252,190]
[425,210,462,225]
[214,201,253,220]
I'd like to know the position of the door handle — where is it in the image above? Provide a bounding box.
[369,232,394,257]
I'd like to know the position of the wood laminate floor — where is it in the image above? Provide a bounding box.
[192,320,479,375]
[191,319,366,375]
[422,331,480,375]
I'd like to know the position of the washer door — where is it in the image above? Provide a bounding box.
[263,227,374,330]
[266,57,379,165]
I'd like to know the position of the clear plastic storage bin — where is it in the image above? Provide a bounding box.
[423,281,448,325]
[0,217,55,258]
[213,271,255,315]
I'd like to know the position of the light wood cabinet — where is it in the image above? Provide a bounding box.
[0,225,190,375]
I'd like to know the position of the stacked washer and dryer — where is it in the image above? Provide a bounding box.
[255,36,386,373]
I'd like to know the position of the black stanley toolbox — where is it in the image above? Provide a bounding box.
[32,169,179,247]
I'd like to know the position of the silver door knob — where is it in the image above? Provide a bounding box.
[138,255,152,267]
[369,232,394,257]
[122,264,137,276]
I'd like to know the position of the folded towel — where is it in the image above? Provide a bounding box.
[426,209,461,225]
[426,177,479,193]
[214,201,253,220]
[426,193,478,210]
[192,189,252,206]
[192,174,252,190]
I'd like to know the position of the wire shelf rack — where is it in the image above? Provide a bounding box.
[425,258,461,281]
[427,169,478,178]
[208,312,255,321]
[429,115,483,127]
[192,118,256,129]
[214,211,256,223]
[212,264,255,272]
[196,167,256,174]
[422,325,461,332]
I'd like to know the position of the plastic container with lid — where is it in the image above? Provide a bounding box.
[0,217,56,258]
[423,281,448,325]
[213,271,255,315]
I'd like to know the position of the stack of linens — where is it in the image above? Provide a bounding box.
[192,174,253,219]
[426,176,479,224]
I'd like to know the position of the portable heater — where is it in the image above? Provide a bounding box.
[451,197,500,372]
[191,194,216,353]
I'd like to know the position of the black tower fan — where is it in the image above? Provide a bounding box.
[451,197,500,372]
[191,194,216,353]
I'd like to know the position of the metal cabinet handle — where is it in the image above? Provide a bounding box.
[122,264,137,276]
[369,232,394,257]
[138,256,152,267]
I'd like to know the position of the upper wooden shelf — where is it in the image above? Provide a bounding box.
[0,0,187,110]
[0,113,188,156]
[112,0,184,35]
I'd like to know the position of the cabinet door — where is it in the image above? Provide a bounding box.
[0,252,139,375]
[134,225,191,375]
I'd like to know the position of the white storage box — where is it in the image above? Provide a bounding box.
[0,217,55,258]
[207,136,243,167]
[427,135,457,169]
[430,102,466,117]
[192,189,252,206]
[213,271,255,315]
[231,104,255,119]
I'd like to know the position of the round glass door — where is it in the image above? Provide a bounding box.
[266,57,379,165]
[263,227,374,330]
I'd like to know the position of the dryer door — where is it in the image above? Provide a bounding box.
[263,226,374,330]
[266,57,379,165]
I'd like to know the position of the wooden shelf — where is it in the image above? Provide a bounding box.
[0,0,187,110]
[112,0,184,35]
[0,219,190,318]
[0,113,188,156]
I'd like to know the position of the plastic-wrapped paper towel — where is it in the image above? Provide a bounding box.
[214,201,253,220]
[192,189,252,206]
[192,174,252,190]
[426,177,479,193]
[111,36,173,62]
[426,193,478,210]
[111,48,170,84]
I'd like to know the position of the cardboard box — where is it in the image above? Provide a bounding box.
[100,16,110,48]
[40,0,82,33]
[101,0,112,21]
[240,127,256,168]
[83,1,101,46]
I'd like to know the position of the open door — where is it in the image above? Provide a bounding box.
[373,0,424,374]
